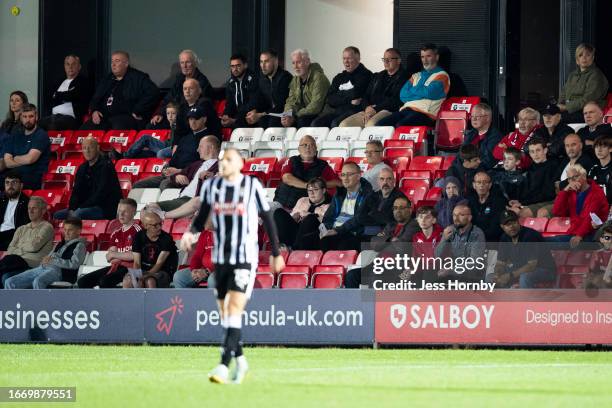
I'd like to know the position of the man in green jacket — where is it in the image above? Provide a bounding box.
[281,49,330,128]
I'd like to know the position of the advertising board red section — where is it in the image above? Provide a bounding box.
[375,290,612,344]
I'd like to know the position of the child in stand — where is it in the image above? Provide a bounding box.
[120,102,178,159]
[491,147,526,201]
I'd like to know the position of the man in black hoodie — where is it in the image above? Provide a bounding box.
[245,49,292,128]
[340,48,406,127]
[311,46,373,127]
[534,104,573,160]
[221,54,258,129]
[81,50,159,130]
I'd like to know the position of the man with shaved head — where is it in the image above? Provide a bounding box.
[577,102,612,145]
[54,136,122,220]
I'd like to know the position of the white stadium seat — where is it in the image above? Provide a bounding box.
[318,141,350,159]
[568,123,587,133]
[128,188,161,205]
[229,127,264,143]
[359,126,394,141]
[158,188,181,202]
[327,127,362,142]
[222,141,251,158]
[284,140,301,158]
[261,127,297,142]
[252,141,285,158]
[350,140,369,157]
[294,127,329,144]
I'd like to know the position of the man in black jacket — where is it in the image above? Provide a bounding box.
[39,54,92,130]
[81,50,160,130]
[340,48,406,127]
[312,46,373,127]
[467,171,507,242]
[534,104,573,160]
[149,49,213,127]
[53,137,122,220]
[462,103,504,170]
[221,54,258,129]
[245,49,292,128]
[0,171,29,250]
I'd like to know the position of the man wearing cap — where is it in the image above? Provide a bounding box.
[134,104,212,190]
[492,210,555,288]
[534,104,574,160]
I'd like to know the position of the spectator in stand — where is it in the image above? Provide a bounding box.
[148,136,220,211]
[311,46,373,127]
[5,217,86,289]
[434,204,486,282]
[435,176,467,228]
[123,210,178,288]
[557,43,609,124]
[587,135,612,204]
[492,210,555,288]
[320,162,372,251]
[81,50,159,130]
[2,104,50,190]
[39,54,91,130]
[245,49,292,128]
[378,43,450,127]
[172,231,214,289]
[340,48,406,127]
[467,171,508,242]
[585,225,612,289]
[491,147,526,201]
[149,49,213,128]
[577,102,612,146]
[534,104,573,160]
[462,102,503,170]
[282,49,330,128]
[134,105,213,190]
[221,53,258,129]
[77,198,142,288]
[445,144,484,194]
[549,164,609,247]
[0,91,28,136]
[273,177,331,250]
[357,167,406,239]
[273,135,341,209]
[123,102,178,159]
[411,205,443,283]
[361,140,391,191]
[0,172,29,250]
[54,137,122,220]
[0,196,53,287]
[507,137,558,218]
[493,107,540,169]
[558,133,596,186]
[344,196,419,288]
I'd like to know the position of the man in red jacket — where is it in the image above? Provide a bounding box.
[493,107,540,169]
[550,164,609,247]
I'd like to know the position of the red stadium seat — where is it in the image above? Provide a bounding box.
[143,158,168,173]
[258,250,289,265]
[171,218,191,240]
[348,157,369,172]
[441,155,456,170]
[103,130,137,152]
[81,220,109,236]
[558,266,588,289]
[386,156,410,175]
[47,130,73,158]
[33,189,67,213]
[115,159,147,182]
[425,186,443,201]
[312,271,343,289]
[519,217,548,232]
[440,96,481,115]
[243,157,277,184]
[135,129,171,143]
[542,217,571,237]
[400,180,429,206]
[72,130,105,143]
[267,157,288,187]
[436,110,468,151]
[383,139,415,159]
[119,180,132,197]
[408,156,443,172]
[320,157,344,174]
[414,199,437,212]
[162,219,174,233]
[399,175,430,191]
[392,126,428,153]
[399,170,432,187]
[287,250,323,269]
[255,272,275,288]
[604,108,612,124]
[278,269,309,289]
[320,250,358,269]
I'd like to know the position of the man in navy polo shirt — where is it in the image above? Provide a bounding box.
[2,104,50,190]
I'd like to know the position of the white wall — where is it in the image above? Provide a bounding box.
[111,0,231,87]
[285,0,394,79]
[0,0,39,116]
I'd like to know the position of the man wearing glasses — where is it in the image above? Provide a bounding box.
[340,48,406,127]
[0,171,29,250]
[321,162,372,251]
[273,135,341,209]
[492,107,540,169]
[461,103,503,170]
[361,140,391,190]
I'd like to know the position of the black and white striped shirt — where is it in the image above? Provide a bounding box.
[192,174,278,265]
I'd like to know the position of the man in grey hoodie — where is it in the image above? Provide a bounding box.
[5,217,87,289]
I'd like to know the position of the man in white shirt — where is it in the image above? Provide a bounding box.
[39,55,91,130]
[0,171,30,250]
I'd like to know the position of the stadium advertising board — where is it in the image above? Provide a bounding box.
[145,289,374,344]
[375,290,612,344]
[0,290,144,343]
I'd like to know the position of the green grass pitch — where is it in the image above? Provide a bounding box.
[1,344,611,407]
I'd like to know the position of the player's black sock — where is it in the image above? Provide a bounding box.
[235,341,243,357]
[220,328,241,366]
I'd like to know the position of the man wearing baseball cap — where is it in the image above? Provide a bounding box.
[134,104,214,190]
[534,104,574,160]
[492,210,555,288]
